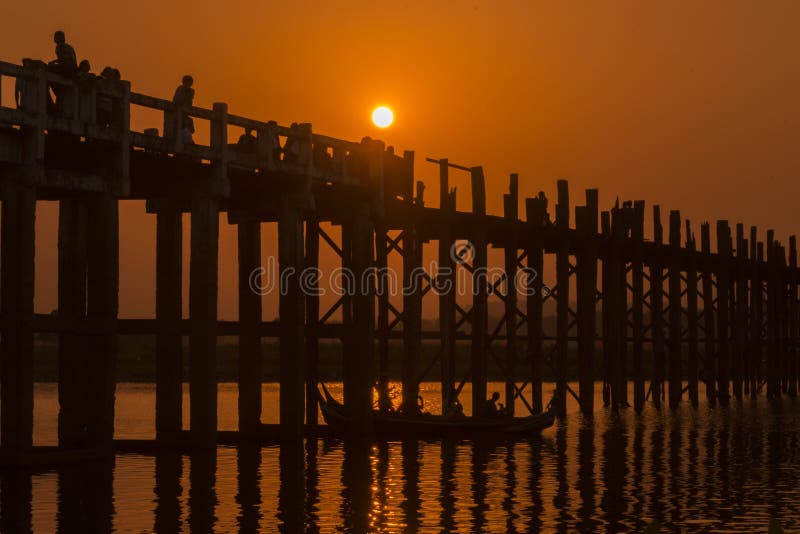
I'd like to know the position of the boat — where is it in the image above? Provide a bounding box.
[316,384,556,438]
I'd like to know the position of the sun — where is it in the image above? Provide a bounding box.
[372,106,394,128]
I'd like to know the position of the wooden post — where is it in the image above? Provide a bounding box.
[376,225,392,414]
[612,205,628,407]
[685,221,699,406]
[155,203,183,442]
[787,236,800,397]
[650,206,665,407]
[754,241,765,397]
[471,167,489,416]
[733,224,748,400]
[58,199,88,449]
[439,190,457,415]
[349,202,375,432]
[279,198,305,437]
[631,201,646,411]
[503,175,519,416]
[716,221,731,404]
[305,219,321,423]
[767,231,778,398]
[402,187,423,414]
[554,179,570,416]
[85,194,119,452]
[778,245,788,396]
[525,196,546,413]
[576,190,598,415]
[748,229,760,398]
[238,217,262,435]
[668,211,682,408]
[701,223,716,403]
[0,180,37,455]
[601,211,612,407]
[189,195,219,447]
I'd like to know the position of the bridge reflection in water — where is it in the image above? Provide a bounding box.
[1,383,798,532]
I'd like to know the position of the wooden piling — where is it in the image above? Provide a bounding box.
[576,190,598,415]
[238,217,263,435]
[748,229,760,399]
[631,201,646,410]
[375,223,391,413]
[525,197,546,413]
[279,198,306,437]
[733,224,747,400]
[86,195,120,451]
[685,221,699,406]
[700,223,716,402]
[668,211,683,408]
[787,236,800,397]
[650,206,665,407]
[58,199,88,449]
[0,180,37,455]
[503,175,519,416]
[471,167,489,416]
[189,195,219,447]
[601,211,612,407]
[155,203,183,442]
[402,188,423,414]
[766,231,779,398]
[716,221,731,404]
[439,190,457,415]
[554,179,570,416]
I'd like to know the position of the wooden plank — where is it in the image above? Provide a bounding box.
[58,199,88,449]
[668,210,682,408]
[189,196,219,447]
[238,218,263,435]
[155,204,183,442]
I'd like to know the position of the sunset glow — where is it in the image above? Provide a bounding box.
[371,106,393,128]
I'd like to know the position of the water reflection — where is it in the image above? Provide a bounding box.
[1,396,800,532]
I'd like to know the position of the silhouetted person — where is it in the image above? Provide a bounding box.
[283,123,300,164]
[484,392,502,417]
[172,75,195,136]
[236,127,257,154]
[48,31,78,112]
[449,390,464,417]
[173,75,194,108]
[181,116,195,146]
[48,30,77,77]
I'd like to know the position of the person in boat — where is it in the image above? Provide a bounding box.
[450,394,464,417]
[484,392,503,418]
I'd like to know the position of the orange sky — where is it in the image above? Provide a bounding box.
[3,1,800,318]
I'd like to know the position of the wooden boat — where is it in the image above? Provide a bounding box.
[317,384,556,438]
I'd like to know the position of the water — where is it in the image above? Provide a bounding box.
[2,382,800,532]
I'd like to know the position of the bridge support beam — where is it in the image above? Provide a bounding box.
[58,199,89,448]
[156,202,183,443]
[189,196,219,448]
[238,217,262,435]
[0,179,36,456]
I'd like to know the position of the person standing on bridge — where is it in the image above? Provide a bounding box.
[48,30,78,112]
[172,75,195,139]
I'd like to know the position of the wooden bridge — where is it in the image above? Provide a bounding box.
[0,59,798,463]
